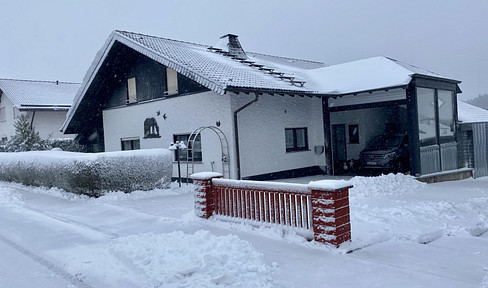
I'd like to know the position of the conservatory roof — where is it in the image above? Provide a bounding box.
[457,101,488,124]
[0,79,80,111]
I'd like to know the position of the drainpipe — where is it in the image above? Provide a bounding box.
[30,111,36,129]
[233,92,259,179]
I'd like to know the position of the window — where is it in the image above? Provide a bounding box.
[417,87,455,145]
[121,137,140,150]
[417,87,436,143]
[0,107,5,122]
[127,77,137,103]
[285,127,309,152]
[166,67,178,96]
[173,134,202,161]
[438,90,454,137]
[348,124,359,144]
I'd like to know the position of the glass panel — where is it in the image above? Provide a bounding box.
[127,77,137,103]
[349,124,359,144]
[133,139,140,150]
[174,134,201,161]
[438,90,454,137]
[296,128,307,149]
[417,88,436,143]
[285,129,294,150]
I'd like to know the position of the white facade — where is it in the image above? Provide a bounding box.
[232,93,326,178]
[103,91,236,179]
[0,93,17,141]
[102,90,328,180]
[0,91,75,141]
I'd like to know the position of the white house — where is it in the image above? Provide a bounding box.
[62,31,462,180]
[0,79,80,141]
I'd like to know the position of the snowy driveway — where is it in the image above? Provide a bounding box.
[0,175,487,287]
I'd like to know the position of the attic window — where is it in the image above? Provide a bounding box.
[165,68,178,96]
[127,77,137,103]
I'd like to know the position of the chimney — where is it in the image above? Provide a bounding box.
[214,34,248,59]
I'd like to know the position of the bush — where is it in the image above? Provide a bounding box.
[0,149,173,196]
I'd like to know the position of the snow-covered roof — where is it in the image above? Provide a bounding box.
[305,56,459,95]
[457,101,488,124]
[0,79,80,111]
[63,30,461,132]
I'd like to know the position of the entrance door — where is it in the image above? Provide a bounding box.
[332,124,347,173]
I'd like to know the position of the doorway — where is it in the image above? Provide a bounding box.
[332,124,347,174]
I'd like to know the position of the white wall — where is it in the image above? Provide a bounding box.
[0,92,75,141]
[0,93,16,140]
[234,93,326,178]
[330,105,408,160]
[102,91,236,179]
[31,110,76,140]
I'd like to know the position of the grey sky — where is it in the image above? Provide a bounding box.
[1,0,487,100]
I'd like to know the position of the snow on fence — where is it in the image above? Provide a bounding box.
[191,172,352,247]
[0,149,173,196]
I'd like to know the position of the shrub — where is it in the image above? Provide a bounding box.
[0,149,173,196]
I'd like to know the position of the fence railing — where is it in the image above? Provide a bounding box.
[191,172,352,247]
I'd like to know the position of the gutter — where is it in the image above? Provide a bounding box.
[233,93,259,179]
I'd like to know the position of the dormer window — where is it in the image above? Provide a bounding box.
[127,77,137,103]
[165,67,178,96]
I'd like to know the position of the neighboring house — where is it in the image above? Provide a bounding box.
[62,30,462,180]
[0,79,80,141]
[457,101,488,178]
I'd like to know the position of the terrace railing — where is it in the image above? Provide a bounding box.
[191,172,352,247]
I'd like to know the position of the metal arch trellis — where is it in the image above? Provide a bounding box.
[186,126,230,182]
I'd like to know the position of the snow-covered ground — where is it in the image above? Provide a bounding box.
[0,174,487,287]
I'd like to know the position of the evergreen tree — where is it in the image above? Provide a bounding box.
[3,114,50,152]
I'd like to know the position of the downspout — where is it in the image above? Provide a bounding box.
[30,111,36,129]
[233,92,259,179]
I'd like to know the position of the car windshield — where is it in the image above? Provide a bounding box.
[365,135,403,151]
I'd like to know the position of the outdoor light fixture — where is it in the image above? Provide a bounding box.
[168,141,187,187]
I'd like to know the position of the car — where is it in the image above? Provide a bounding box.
[359,133,409,173]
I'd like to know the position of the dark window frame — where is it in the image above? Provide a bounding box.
[285,127,309,152]
[121,137,140,150]
[173,133,202,162]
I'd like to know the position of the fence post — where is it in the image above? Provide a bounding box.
[190,172,223,219]
[308,180,352,247]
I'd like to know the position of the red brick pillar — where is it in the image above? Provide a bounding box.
[190,172,223,219]
[308,180,352,247]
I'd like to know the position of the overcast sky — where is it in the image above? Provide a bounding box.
[1,0,487,100]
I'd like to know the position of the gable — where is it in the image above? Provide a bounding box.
[63,40,209,134]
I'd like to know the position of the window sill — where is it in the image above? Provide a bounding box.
[285,149,311,153]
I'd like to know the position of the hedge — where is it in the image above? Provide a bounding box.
[0,149,173,196]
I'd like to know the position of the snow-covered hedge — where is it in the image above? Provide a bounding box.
[0,149,172,196]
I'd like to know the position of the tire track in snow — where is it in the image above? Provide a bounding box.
[25,205,120,239]
[0,233,94,288]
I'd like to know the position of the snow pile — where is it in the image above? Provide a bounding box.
[347,174,488,249]
[0,149,173,196]
[65,230,274,288]
[349,173,425,198]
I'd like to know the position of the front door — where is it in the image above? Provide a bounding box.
[332,124,347,173]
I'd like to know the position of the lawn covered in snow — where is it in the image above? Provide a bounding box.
[0,174,487,287]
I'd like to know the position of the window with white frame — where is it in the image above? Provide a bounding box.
[285,127,309,152]
[166,67,178,96]
[127,77,137,103]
